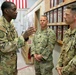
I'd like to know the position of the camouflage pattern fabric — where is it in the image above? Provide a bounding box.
[31,28,56,75]
[34,60,53,75]
[57,28,76,75]
[0,16,25,75]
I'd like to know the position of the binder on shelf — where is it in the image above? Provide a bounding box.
[58,7,62,22]
[54,9,57,23]
[47,12,50,23]
[63,5,67,22]
[58,26,62,40]
[49,26,52,29]
[50,0,54,8]
[50,11,53,23]
[54,0,57,7]
[53,26,56,35]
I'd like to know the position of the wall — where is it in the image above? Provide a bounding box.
[27,0,37,8]
[13,9,29,36]
[0,0,5,7]
[24,0,45,30]
[0,0,5,16]
[53,43,61,75]
[44,0,50,12]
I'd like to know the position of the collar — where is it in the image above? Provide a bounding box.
[2,16,12,28]
[66,28,76,35]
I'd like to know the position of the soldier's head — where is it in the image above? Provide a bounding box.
[1,1,17,19]
[40,15,48,30]
[64,3,76,25]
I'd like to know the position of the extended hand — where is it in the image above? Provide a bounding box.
[23,27,36,40]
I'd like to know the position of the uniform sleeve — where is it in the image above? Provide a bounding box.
[0,30,25,53]
[41,30,56,60]
[56,32,67,68]
[61,55,76,75]
[56,47,65,67]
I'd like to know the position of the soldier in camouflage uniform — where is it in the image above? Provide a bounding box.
[31,15,56,75]
[56,4,76,75]
[0,1,35,75]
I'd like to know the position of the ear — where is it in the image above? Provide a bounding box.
[74,14,76,20]
[4,9,8,14]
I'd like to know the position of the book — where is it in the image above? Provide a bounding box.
[50,11,53,23]
[58,7,62,22]
[54,9,57,23]
[47,12,50,22]
[54,0,57,6]
[50,0,54,8]
[58,26,62,40]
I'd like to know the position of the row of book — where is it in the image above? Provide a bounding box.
[45,1,76,40]
[46,6,66,23]
[50,0,66,8]
[49,25,69,40]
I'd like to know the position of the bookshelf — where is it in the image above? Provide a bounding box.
[44,0,76,45]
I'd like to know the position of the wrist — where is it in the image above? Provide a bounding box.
[24,37,29,41]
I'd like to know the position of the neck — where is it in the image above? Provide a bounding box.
[3,15,11,22]
[70,22,76,30]
[41,26,47,30]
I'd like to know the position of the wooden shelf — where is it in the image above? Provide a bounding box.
[45,0,76,12]
[47,22,68,26]
[57,40,63,46]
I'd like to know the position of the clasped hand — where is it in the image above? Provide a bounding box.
[34,54,42,61]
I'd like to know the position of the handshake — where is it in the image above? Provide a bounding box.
[23,27,36,41]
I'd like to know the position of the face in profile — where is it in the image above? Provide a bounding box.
[40,16,48,29]
[64,9,75,25]
[6,3,17,19]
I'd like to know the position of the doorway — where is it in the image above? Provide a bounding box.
[35,8,40,30]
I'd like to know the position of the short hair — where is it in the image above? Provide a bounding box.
[41,15,48,20]
[1,1,15,13]
[66,3,76,13]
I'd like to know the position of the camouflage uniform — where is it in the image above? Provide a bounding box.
[0,16,25,75]
[57,28,76,75]
[31,28,56,75]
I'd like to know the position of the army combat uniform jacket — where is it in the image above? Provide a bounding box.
[31,28,56,75]
[57,28,76,75]
[0,16,25,75]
